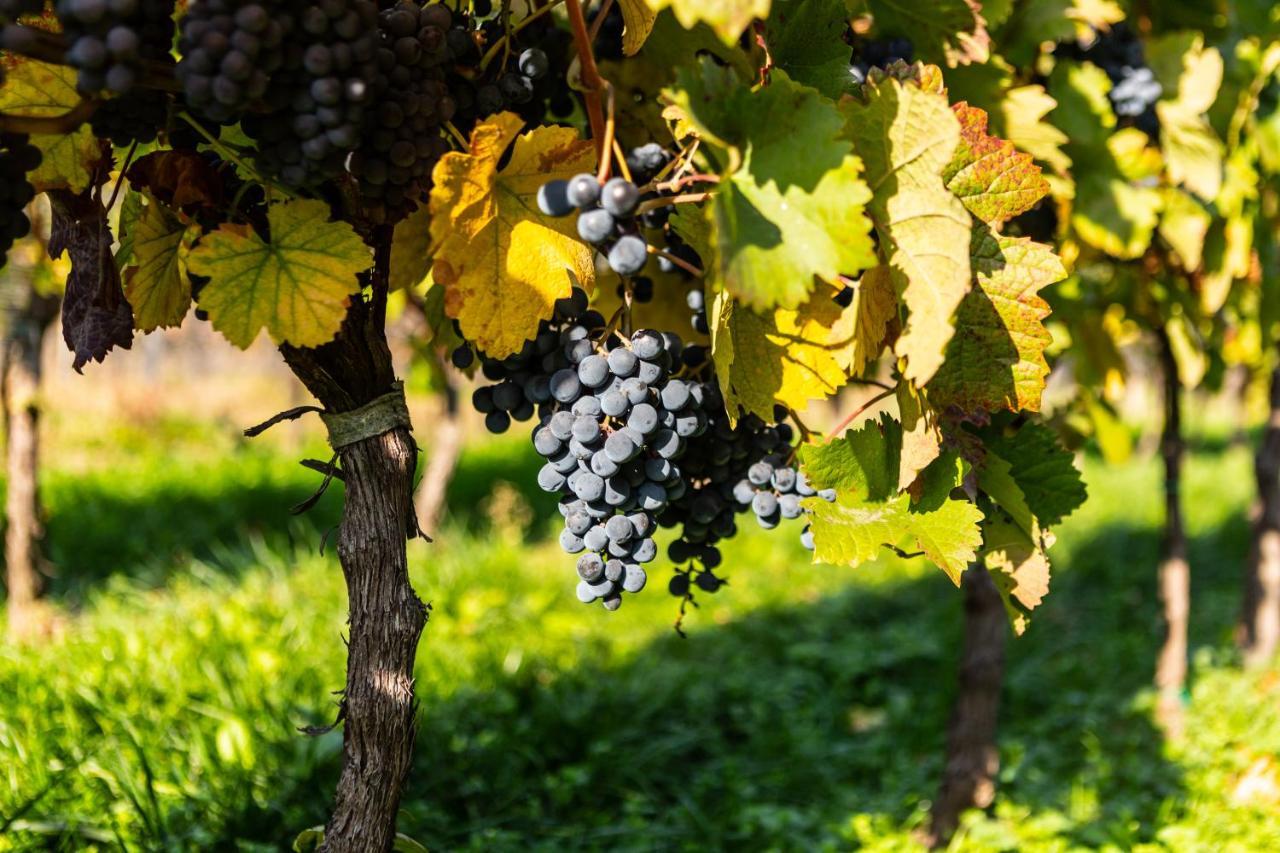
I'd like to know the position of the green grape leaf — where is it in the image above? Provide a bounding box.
[863,0,990,66]
[1158,188,1211,271]
[927,229,1063,416]
[0,58,103,193]
[187,200,371,349]
[801,417,984,583]
[710,279,858,423]
[122,193,197,332]
[977,420,1086,527]
[769,0,857,99]
[643,0,770,43]
[943,102,1051,226]
[841,71,972,384]
[996,0,1124,66]
[667,63,875,310]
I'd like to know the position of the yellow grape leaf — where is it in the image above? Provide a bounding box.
[983,516,1051,636]
[122,193,197,332]
[429,112,596,358]
[841,72,972,385]
[711,280,857,423]
[848,264,897,377]
[0,58,102,193]
[898,383,941,493]
[927,230,1064,416]
[644,0,769,43]
[187,200,371,348]
[617,0,657,55]
[1000,85,1070,174]
[1158,188,1210,271]
[389,203,433,292]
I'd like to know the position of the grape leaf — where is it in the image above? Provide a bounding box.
[1159,188,1211,271]
[841,71,972,385]
[927,229,1063,416]
[122,193,197,332]
[48,189,134,371]
[999,85,1070,175]
[709,279,857,423]
[187,200,371,349]
[800,416,984,583]
[125,150,225,213]
[429,112,596,358]
[1049,63,1162,259]
[617,0,658,54]
[390,203,432,292]
[943,102,1050,226]
[0,58,103,193]
[864,0,990,66]
[983,516,1051,635]
[898,384,942,492]
[847,264,897,377]
[977,420,1086,527]
[643,0,770,43]
[768,0,857,100]
[1148,33,1224,201]
[667,63,875,310]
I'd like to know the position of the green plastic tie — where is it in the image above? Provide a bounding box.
[319,381,412,450]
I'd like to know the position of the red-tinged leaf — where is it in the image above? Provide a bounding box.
[48,189,134,371]
[126,150,226,212]
[943,102,1051,226]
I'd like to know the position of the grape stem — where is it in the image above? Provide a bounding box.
[650,247,704,278]
[564,0,609,165]
[0,98,98,134]
[588,0,616,41]
[828,387,895,437]
[104,141,139,213]
[635,192,709,216]
[595,83,617,183]
[653,173,720,194]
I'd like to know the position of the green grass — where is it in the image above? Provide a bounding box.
[3,421,1280,851]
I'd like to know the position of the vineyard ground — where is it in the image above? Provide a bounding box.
[2,409,1279,851]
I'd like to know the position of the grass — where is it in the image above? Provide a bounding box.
[3,414,1280,850]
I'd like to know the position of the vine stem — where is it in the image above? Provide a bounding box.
[588,0,616,41]
[596,83,617,183]
[828,387,894,437]
[564,0,608,162]
[653,173,720,194]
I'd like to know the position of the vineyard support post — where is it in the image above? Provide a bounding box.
[927,560,1006,848]
[2,270,58,640]
[1241,363,1280,667]
[1154,326,1189,736]
[281,235,427,852]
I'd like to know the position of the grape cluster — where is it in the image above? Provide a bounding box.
[348,0,454,223]
[443,10,574,135]
[1060,24,1161,137]
[176,1,289,124]
[458,286,820,612]
[539,174,651,278]
[90,90,167,147]
[849,36,914,84]
[0,133,40,266]
[55,0,176,95]
[239,1,381,189]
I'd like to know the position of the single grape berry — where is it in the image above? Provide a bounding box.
[600,177,640,217]
[537,179,574,217]
[566,173,600,208]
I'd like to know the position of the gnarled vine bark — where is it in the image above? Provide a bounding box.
[1154,326,1189,737]
[927,560,1006,848]
[1,268,59,640]
[1241,364,1280,667]
[280,232,427,852]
